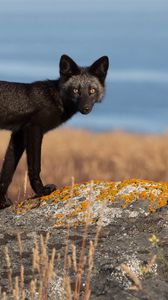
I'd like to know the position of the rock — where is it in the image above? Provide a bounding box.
[0,179,168,299]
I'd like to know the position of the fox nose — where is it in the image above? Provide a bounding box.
[83,106,90,113]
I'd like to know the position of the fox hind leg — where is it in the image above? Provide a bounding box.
[0,130,25,209]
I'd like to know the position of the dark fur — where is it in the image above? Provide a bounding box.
[0,54,109,209]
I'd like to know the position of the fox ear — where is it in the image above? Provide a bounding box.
[89,56,109,83]
[60,55,79,78]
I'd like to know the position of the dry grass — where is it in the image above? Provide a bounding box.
[1,183,103,299]
[3,233,56,300]
[1,127,168,202]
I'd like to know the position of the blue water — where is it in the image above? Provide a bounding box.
[0,0,168,133]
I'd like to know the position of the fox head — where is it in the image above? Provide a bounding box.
[59,54,109,114]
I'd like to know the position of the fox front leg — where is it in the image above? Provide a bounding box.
[0,130,25,209]
[25,126,56,197]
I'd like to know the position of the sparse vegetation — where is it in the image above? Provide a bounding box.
[0,182,103,299]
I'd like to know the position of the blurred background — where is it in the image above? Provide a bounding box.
[1,0,168,133]
[1,0,168,200]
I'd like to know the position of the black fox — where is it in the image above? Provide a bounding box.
[0,54,109,209]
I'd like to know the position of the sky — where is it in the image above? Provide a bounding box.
[0,0,168,132]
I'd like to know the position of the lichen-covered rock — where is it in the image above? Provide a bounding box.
[0,179,168,299]
[14,179,168,227]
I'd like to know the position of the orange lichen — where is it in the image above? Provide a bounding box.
[15,179,168,226]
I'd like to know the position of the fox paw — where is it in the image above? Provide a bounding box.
[42,184,57,195]
[0,195,12,210]
[34,184,57,197]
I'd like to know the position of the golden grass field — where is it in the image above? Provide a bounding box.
[1,127,168,202]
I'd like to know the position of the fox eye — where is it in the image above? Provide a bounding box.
[73,88,79,94]
[90,88,96,94]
